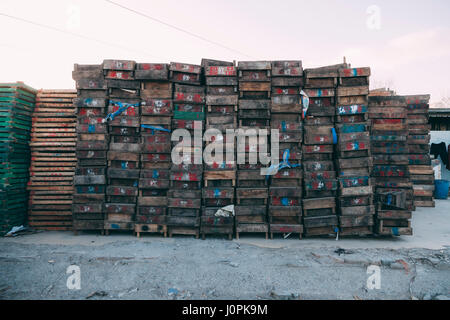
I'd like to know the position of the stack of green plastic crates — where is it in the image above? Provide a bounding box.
[0,82,36,236]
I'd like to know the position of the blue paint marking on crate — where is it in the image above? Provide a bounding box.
[332,128,338,144]
[340,124,366,133]
[387,194,392,205]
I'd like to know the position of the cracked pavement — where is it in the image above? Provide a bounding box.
[0,202,449,300]
[0,236,449,300]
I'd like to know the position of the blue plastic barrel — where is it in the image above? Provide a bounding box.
[434,180,450,200]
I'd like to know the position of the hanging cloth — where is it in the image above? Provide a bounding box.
[430,142,448,166]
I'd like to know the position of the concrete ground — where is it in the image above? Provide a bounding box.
[0,200,449,300]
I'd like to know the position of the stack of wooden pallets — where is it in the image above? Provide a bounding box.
[335,67,374,236]
[72,64,108,234]
[27,89,76,231]
[235,61,272,239]
[369,95,413,236]
[269,61,304,239]
[168,63,204,238]
[404,95,434,208]
[302,66,340,236]
[238,61,272,128]
[136,63,171,238]
[0,82,36,236]
[201,59,237,240]
[103,60,140,235]
[235,128,269,239]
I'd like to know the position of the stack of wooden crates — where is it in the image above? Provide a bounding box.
[369,95,413,236]
[302,66,339,236]
[135,63,172,237]
[202,59,237,240]
[103,60,140,235]
[0,82,36,236]
[405,95,434,208]
[27,89,76,231]
[72,65,108,234]
[168,63,204,238]
[269,61,304,239]
[335,67,374,236]
[236,61,272,239]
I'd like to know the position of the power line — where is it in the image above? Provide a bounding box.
[0,12,165,59]
[104,0,255,59]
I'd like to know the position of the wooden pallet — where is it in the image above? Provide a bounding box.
[203,170,236,187]
[27,89,76,231]
[135,224,167,237]
[168,227,200,238]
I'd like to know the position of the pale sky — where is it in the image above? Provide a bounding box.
[1,0,449,104]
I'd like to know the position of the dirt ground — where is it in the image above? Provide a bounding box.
[0,200,449,300]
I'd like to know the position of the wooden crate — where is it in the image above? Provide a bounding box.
[376,220,412,236]
[303,197,336,216]
[169,62,202,85]
[304,125,334,145]
[235,222,269,239]
[200,210,234,240]
[141,81,172,99]
[269,224,303,239]
[135,63,169,80]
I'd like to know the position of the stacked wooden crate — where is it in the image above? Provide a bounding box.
[201,59,237,240]
[302,66,339,236]
[238,61,272,128]
[335,67,374,236]
[135,63,172,237]
[269,61,304,239]
[103,60,140,234]
[235,61,271,239]
[0,82,36,236]
[168,63,204,238]
[369,95,413,236]
[404,95,434,208]
[27,89,76,231]
[72,65,108,234]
